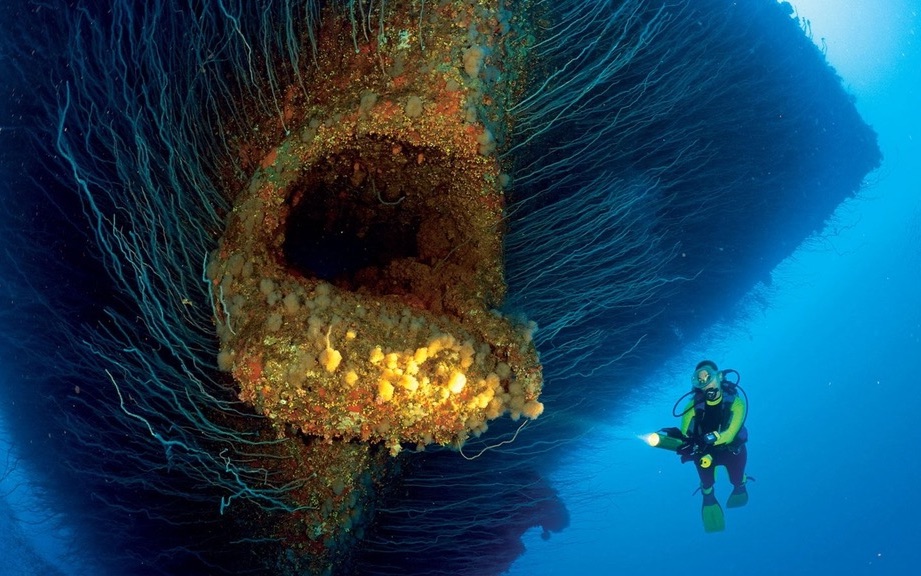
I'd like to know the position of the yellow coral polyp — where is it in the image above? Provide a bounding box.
[399,374,419,391]
[320,348,342,372]
[521,400,544,419]
[344,370,359,386]
[378,380,395,402]
[448,371,467,394]
[427,334,455,357]
[459,342,475,369]
[473,387,494,408]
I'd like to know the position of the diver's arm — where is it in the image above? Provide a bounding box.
[714,396,746,445]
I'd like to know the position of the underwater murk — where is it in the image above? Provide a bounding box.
[0,0,878,574]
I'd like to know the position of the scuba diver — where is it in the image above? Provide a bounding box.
[645,360,750,532]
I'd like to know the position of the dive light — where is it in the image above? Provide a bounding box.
[645,428,714,468]
[643,428,686,452]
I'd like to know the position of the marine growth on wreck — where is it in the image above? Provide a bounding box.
[0,0,880,574]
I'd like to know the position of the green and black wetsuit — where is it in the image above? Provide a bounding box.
[679,390,747,489]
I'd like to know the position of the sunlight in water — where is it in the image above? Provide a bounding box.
[791,0,913,90]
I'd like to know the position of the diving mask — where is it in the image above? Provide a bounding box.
[693,367,721,401]
[693,368,716,388]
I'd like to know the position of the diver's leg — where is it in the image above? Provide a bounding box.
[696,462,715,490]
[725,445,749,508]
[696,463,724,531]
[726,444,748,487]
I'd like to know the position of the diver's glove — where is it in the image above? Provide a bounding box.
[677,438,701,463]
[675,436,716,466]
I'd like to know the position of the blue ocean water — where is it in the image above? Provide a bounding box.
[507,2,921,574]
[0,1,917,575]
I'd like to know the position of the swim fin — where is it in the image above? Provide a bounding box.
[726,484,748,508]
[701,488,725,532]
